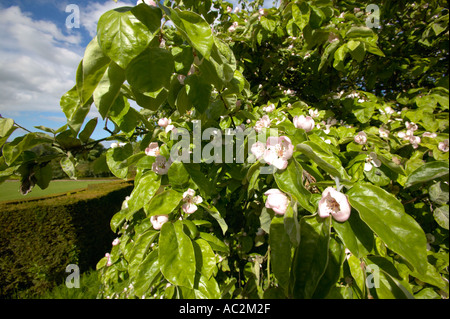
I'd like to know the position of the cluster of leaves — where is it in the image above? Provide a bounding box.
[0,0,448,299]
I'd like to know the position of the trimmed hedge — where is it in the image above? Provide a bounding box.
[0,180,133,298]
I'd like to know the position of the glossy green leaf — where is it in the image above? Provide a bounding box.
[269,215,292,292]
[97,6,161,69]
[347,182,428,274]
[144,189,183,217]
[405,161,449,188]
[159,220,196,288]
[199,203,228,235]
[161,6,214,60]
[168,161,190,188]
[193,238,216,279]
[78,117,98,143]
[3,133,50,165]
[127,170,161,215]
[289,215,331,299]
[77,36,110,104]
[185,74,212,114]
[332,209,374,258]
[126,48,174,94]
[296,142,350,181]
[34,163,53,190]
[193,273,221,299]
[93,62,126,119]
[105,143,133,179]
[0,118,14,138]
[60,84,92,134]
[198,38,236,89]
[60,154,77,180]
[434,205,449,230]
[133,249,160,297]
[274,158,315,213]
[198,232,229,253]
[128,230,159,276]
[312,237,345,298]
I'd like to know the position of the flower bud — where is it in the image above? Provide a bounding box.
[293,115,315,132]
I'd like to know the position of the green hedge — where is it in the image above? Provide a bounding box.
[0,180,133,298]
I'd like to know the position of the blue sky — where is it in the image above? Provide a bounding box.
[0,0,273,146]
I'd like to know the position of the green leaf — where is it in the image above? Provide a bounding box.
[312,237,345,298]
[133,249,160,297]
[168,161,190,189]
[127,170,161,215]
[347,182,428,274]
[128,230,159,275]
[292,2,310,31]
[198,38,236,90]
[198,232,229,253]
[193,273,221,299]
[144,189,183,217]
[185,74,212,114]
[77,36,110,104]
[269,215,292,292]
[60,154,77,180]
[289,215,331,299]
[93,62,126,119]
[0,118,14,138]
[3,133,51,166]
[193,238,216,279]
[429,181,449,205]
[274,158,315,213]
[345,26,374,38]
[159,220,196,288]
[60,85,92,134]
[405,161,449,188]
[34,163,53,190]
[78,117,98,143]
[434,205,449,230]
[296,142,350,181]
[105,143,133,179]
[199,203,228,235]
[332,209,374,258]
[126,47,174,94]
[97,6,161,69]
[161,6,214,60]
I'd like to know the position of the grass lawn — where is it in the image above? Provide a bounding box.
[0,180,115,202]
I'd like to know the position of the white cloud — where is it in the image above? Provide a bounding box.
[0,6,83,114]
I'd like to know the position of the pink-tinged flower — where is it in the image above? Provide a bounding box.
[158,117,171,128]
[263,136,294,170]
[112,238,120,246]
[422,132,437,138]
[151,215,169,230]
[105,253,112,266]
[264,189,289,215]
[228,21,238,32]
[409,135,421,149]
[152,155,171,175]
[145,142,160,156]
[405,121,418,132]
[438,139,449,152]
[379,127,390,138]
[263,103,276,112]
[354,131,367,145]
[136,0,157,6]
[318,187,351,222]
[293,115,315,132]
[251,141,266,160]
[254,115,271,132]
[182,189,203,214]
[364,152,382,171]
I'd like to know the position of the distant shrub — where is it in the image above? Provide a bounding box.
[0,180,133,298]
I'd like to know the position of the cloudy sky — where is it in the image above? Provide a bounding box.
[0,0,274,143]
